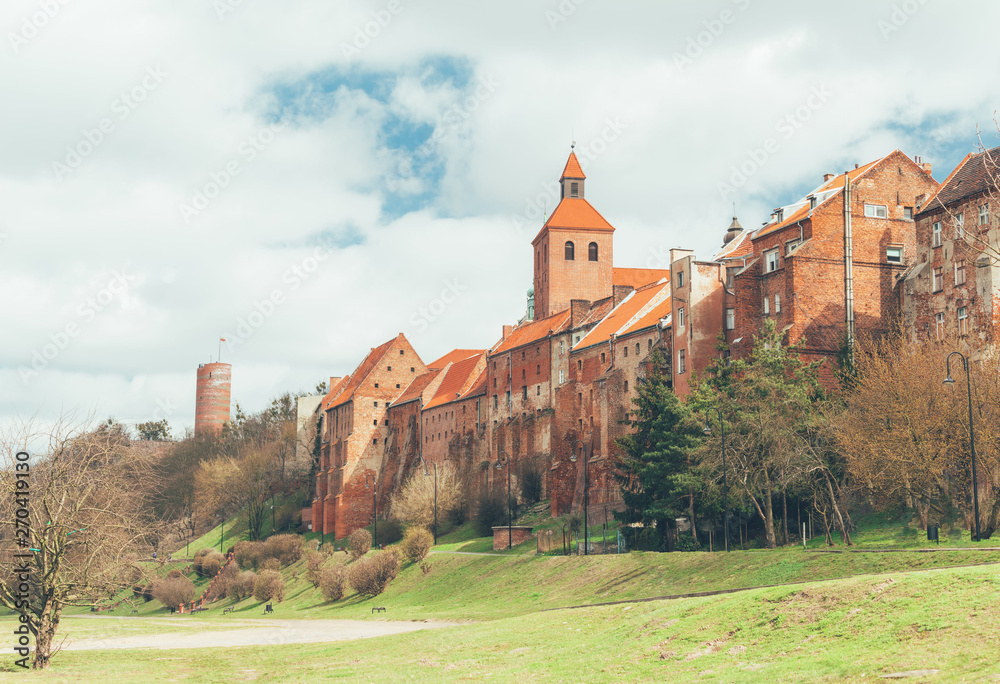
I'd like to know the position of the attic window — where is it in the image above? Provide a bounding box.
[765,249,780,273]
[387,366,392,371]
[399,350,404,355]
[570,182,579,198]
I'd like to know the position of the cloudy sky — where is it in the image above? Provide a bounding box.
[2,0,997,437]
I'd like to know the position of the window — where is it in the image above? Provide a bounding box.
[374,401,378,407]
[955,213,965,238]
[387,366,391,371]
[785,239,801,256]
[774,294,781,313]
[536,364,540,375]
[935,312,945,341]
[886,247,902,263]
[600,351,606,364]
[588,242,598,261]
[648,339,653,350]
[678,349,687,374]
[635,343,640,355]
[565,241,575,260]
[506,391,510,406]
[904,207,913,220]
[537,385,541,395]
[932,222,942,247]
[677,271,685,287]
[521,369,525,379]
[763,297,770,315]
[570,182,579,198]
[980,204,989,226]
[558,369,565,384]
[677,307,685,330]
[578,392,582,404]
[623,345,628,358]
[577,360,582,371]
[933,267,943,292]
[726,308,735,330]
[864,204,888,218]
[765,249,780,273]
[374,383,379,388]
[958,307,968,335]
[373,439,378,445]
[624,380,629,392]
[955,260,966,286]
[522,386,527,400]
[373,420,377,426]
[493,396,498,409]
[396,384,400,389]
[727,267,738,288]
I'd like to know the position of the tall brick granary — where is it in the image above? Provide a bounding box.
[195,362,232,437]
[308,145,974,541]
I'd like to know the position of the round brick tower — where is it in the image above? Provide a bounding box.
[195,362,232,437]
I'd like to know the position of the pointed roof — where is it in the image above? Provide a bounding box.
[391,370,440,408]
[424,353,486,410]
[322,375,351,411]
[560,151,586,180]
[919,146,1000,215]
[327,335,400,410]
[538,198,615,234]
[491,310,572,355]
[427,349,483,371]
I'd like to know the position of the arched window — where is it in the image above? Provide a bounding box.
[565,241,575,260]
[588,242,598,261]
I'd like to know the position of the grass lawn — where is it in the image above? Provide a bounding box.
[8,562,1000,682]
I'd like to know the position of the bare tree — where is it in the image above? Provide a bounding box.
[0,418,157,669]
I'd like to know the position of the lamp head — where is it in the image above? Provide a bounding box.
[703,425,712,435]
[495,460,503,470]
[943,375,955,385]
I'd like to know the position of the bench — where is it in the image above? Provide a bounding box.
[223,607,235,614]
[371,606,386,614]
[264,603,274,614]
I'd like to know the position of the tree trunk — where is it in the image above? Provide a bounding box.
[782,485,788,546]
[764,491,776,549]
[689,487,698,545]
[33,604,59,670]
[825,475,853,546]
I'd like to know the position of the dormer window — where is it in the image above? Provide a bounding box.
[565,241,575,260]
[570,182,579,198]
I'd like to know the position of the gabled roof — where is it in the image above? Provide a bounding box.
[753,157,884,240]
[613,268,670,290]
[715,227,755,261]
[573,282,671,351]
[322,375,350,411]
[457,368,487,401]
[537,198,615,236]
[327,336,398,410]
[491,310,572,356]
[427,349,483,371]
[919,146,1000,215]
[391,370,440,408]
[424,353,486,410]
[561,151,586,180]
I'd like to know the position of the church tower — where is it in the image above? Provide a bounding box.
[531,149,615,319]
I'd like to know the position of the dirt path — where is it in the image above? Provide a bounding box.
[60,618,459,651]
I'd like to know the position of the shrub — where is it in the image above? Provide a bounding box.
[420,562,431,575]
[391,469,462,528]
[152,576,195,610]
[191,548,214,575]
[348,549,400,597]
[675,532,702,552]
[475,490,508,537]
[264,534,303,566]
[165,569,182,580]
[261,557,281,572]
[306,552,326,587]
[318,566,347,601]
[401,526,433,563]
[209,562,240,601]
[227,571,257,600]
[375,519,404,546]
[519,464,543,504]
[349,529,372,560]
[253,569,285,603]
[132,584,154,602]
[201,555,223,578]
[234,541,262,570]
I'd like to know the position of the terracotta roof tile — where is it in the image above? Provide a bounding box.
[458,368,487,400]
[613,268,670,289]
[328,336,398,410]
[715,229,755,260]
[560,151,586,180]
[427,349,484,371]
[391,370,440,407]
[539,198,615,234]
[322,375,350,411]
[492,310,572,355]
[424,354,486,409]
[919,146,1000,214]
[574,282,671,351]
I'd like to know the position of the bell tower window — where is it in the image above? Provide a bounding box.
[565,241,575,261]
[588,242,598,261]
[570,182,579,198]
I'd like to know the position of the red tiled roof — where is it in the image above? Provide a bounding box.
[322,376,350,411]
[715,229,755,261]
[576,297,616,329]
[613,268,670,289]
[427,349,483,371]
[561,151,586,180]
[328,336,398,410]
[491,310,572,356]
[458,368,487,400]
[574,282,671,350]
[623,290,673,336]
[425,354,486,409]
[391,370,440,407]
[540,198,615,233]
[919,147,999,215]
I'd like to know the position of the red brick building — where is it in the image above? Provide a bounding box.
[903,147,1000,348]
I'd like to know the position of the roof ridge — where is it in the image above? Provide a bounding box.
[614,284,671,336]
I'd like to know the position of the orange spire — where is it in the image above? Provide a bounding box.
[560,151,586,180]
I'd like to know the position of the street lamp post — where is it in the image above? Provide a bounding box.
[703,408,729,552]
[495,452,512,549]
[270,491,275,536]
[570,439,590,555]
[365,472,378,548]
[944,351,982,542]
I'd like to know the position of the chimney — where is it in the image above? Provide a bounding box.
[774,207,784,222]
[329,376,341,390]
[502,325,513,340]
[823,173,836,182]
[921,162,933,175]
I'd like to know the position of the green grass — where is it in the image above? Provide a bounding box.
[11,562,1000,682]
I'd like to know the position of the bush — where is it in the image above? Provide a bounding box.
[152,576,195,610]
[401,526,433,563]
[234,541,262,570]
[475,490,508,537]
[391,469,462,528]
[318,566,347,601]
[260,557,281,572]
[191,548,215,575]
[201,555,223,578]
[227,571,257,600]
[253,569,285,603]
[132,584,154,602]
[349,529,372,560]
[348,549,400,597]
[675,531,702,552]
[306,552,326,587]
[209,562,240,601]
[165,569,182,580]
[264,534,303,566]
[519,465,543,504]
[375,519,404,546]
